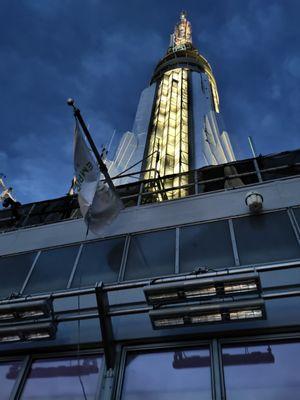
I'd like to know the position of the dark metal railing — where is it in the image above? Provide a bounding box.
[0,149,300,233]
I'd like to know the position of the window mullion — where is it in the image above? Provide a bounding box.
[211,339,225,400]
[10,355,31,400]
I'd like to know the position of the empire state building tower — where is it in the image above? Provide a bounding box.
[109,12,236,195]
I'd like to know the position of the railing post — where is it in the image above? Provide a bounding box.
[137,182,144,206]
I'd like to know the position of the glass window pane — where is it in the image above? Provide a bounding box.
[24,246,80,294]
[0,360,24,399]
[222,341,300,400]
[124,229,175,280]
[21,355,102,400]
[180,221,235,272]
[121,348,212,400]
[233,211,300,265]
[72,238,125,288]
[0,252,37,298]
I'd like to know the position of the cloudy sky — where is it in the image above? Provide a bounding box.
[1,0,300,203]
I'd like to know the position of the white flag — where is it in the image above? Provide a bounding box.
[73,120,122,234]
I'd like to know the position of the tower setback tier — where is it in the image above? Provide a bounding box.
[108,12,236,191]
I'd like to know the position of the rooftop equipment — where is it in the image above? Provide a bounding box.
[144,273,261,306]
[0,321,57,343]
[245,191,264,213]
[144,273,265,330]
[0,299,53,322]
[0,298,56,343]
[149,298,265,329]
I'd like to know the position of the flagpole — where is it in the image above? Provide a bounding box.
[67,98,116,192]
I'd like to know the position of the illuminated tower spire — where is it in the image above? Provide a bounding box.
[170,11,192,48]
[108,12,236,196]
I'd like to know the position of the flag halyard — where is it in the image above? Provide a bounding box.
[73,118,122,234]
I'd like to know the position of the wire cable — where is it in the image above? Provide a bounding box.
[112,150,159,179]
[77,276,88,400]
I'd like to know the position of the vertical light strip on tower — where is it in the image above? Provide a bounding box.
[144,12,194,198]
[145,68,189,198]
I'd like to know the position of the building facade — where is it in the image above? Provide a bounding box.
[0,149,300,398]
[0,11,300,400]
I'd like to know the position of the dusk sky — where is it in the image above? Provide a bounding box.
[1,0,300,203]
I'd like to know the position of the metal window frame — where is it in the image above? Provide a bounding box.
[67,244,84,289]
[228,219,240,266]
[211,339,224,400]
[1,231,128,258]
[11,348,105,400]
[218,332,300,400]
[1,207,300,301]
[108,257,300,290]
[230,208,300,266]
[20,244,82,295]
[20,251,42,295]
[0,250,40,300]
[9,355,31,400]
[3,333,300,400]
[0,259,295,325]
[0,354,30,400]
[0,205,297,259]
[2,249,300,304]
[118,236,131,282]
[120,228,177,282]
[292,205,300,214]
[114,339,214,400]
[177,218,237,275]
[67,236,128,289]
[115,331,300,400]
[175,227,180,274]
[105,207,300,281]
[288,208,300,246]
[115,204,294,238]
[220,331,300,345]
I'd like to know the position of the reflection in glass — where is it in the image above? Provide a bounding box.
[124,230,176,280]
[24,246,80,294]
[0,360,23,400]
[233,211,300,265]
[0,253,37,298]
[222,342,300,399]
[72,238,125,287]
[172,350,211,368]
[180,221,235,272]
[121,348,212,399]
[21,355,102,400]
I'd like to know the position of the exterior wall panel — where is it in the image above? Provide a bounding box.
[0,177,300,257]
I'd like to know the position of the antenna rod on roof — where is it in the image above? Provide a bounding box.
[248,136,263,182]
[248,136,258,158]
[107,129,116,154]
